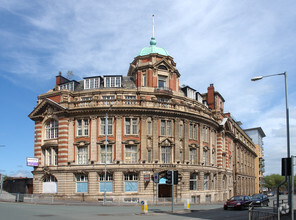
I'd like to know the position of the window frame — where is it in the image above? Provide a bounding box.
[77,119,89,136]
[76,174,88,193]
[45,120,58,140]
[100,145,113,164]
[125,118,138,135]
[124,145,138,164]
[160,119,172,136]
[124,173,138,192]
[77,146,88,165]
[161,146,171,164]
[99,173,113,193]
[190,173,197,190]
[100,118,113,135]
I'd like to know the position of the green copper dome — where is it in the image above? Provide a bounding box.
[138,37,169,56]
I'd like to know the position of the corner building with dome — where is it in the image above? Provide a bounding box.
[29,36,258,203]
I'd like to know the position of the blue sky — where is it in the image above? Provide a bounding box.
[0,0,295,177]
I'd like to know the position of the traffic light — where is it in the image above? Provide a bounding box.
[281,157,292,176]
[166,170,172,185]
[174,171,178,184]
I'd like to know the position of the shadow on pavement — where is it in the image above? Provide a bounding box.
[158,207,250,220]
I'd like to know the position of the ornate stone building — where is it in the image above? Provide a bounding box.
[29,36,258,203]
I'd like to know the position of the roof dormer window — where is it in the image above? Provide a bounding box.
[104,76,122,88]
[84,77,100,90]
[58,81,75,91]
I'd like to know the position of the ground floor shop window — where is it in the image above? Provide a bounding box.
[76,174,88,193]
[124,173,138,192]
[99,173,113,193]
[43,175,57,193]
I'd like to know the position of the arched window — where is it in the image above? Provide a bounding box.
[43,175,57,193]
[43,175,57,182]
[45,120,58,139]
[158,65,167,70]
[222,175,227,189]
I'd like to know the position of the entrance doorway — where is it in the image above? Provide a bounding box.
[158,184,171,197]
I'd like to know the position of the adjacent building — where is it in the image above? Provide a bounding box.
[29,36,258,203]
[244,127,266,194]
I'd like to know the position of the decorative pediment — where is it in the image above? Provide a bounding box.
[154,58,179,76]
[189,143,199,149]
[97,140,116,145]
[41,140,58,148]
[29,98,67,120]
[203,146,209,151]
[122,139,140,145]
[74,170,88,175]
[159,138,174,147]
[74,140,90,146]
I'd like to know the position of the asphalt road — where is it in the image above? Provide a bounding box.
[0,202,253,220]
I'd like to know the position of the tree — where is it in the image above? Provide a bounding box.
[264,174,296,191]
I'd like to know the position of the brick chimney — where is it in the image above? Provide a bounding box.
[207,83,215,110]
[56,72,69,85]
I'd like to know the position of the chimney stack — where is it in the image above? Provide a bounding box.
[56,72,69,85]
[207,84,215,110]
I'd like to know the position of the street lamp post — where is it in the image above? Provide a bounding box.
[251,72,292,216]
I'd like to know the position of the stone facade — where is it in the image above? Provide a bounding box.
[29,42,258,203]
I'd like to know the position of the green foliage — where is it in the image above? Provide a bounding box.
[264,174,296,190]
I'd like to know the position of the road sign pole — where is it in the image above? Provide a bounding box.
[172,170,174,212]
[0,174,3,195]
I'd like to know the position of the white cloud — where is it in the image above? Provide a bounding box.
[1,0,296,176]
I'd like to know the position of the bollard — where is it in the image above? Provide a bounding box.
[184,199,190,210]
[141,200,148,213]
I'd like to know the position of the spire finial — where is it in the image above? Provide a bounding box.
[152,15,155,38]
[150,15,156,46]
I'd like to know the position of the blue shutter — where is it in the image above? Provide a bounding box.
[100,182,113,193]
[77,182,88,193]
[124,181,138,192]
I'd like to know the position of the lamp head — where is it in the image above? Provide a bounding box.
[251,76,263,81]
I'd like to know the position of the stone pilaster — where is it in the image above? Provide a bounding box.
[152,117,159,162]
[140,116,147,162]
[68,118,74,163]
[184,120,189,162]
[58,117,69,166]
[113,171,123,193]
[90,116,97,162]
[115,116,122,162]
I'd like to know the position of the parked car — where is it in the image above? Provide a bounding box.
[224,195,252,210]
[267,191,274,197]
[251,194,269,206]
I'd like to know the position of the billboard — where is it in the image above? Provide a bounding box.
[27,157,39,167]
